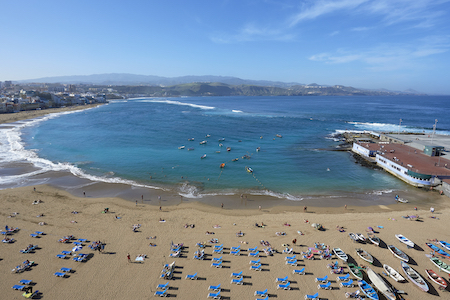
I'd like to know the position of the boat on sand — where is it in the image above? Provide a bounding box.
[426,269,447,289]
[429,257,450,274]
[333,248,348,262]
[358,280,379,300]
[388,245,409,262]
[401,261,429,292]
[367,232,380,246]
[367,268,396,300]
[383,264,406,282]
[425,242,450,258]
[438,240,450,251]
[356,248,373,264]
[395,234,414,248]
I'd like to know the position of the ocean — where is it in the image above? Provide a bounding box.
[1,95,449,203]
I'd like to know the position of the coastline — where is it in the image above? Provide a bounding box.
[1,184,449,300]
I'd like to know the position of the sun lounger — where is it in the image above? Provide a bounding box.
[336,273,350,281]
[304,253,314,260]
[285,255,296,260]
[248,251,259,257]
[231,245,240,251]
[286,259,297,266]
[185,273,197,280]
[212,256,222,262]
[72,256,84,262]
[154,288,168,297]
[231,277,243,285]
[230,249,240,256]
[157,282,169,290]
[171,251,181,258]
[211,261,222,268]
[22,290,39,299]
[213,247,223,254]
[249,258,261,265]
[250,263,261,271]
[304,292,319,300]
[254,289,268,297]
[248,246,258,252]
[340,279,354,288]
[61,251,71,255]
[315,275,328,283]
[277,282,291,290]
[276,275,289,283]
[208,284,221,292]
[293,268,305,275]
[345,290,361,298]
[207,290,221,299]
[54,272,66,278]
[230,271,243,278]
[61,268,72,273]
[56,254,66,259]
[256,297,269,300]
[30,234,38,238]
[214,244,223,249]
[12,285,26,290]
[73,241,82,246]
[19,280,32,285]
[318,281,331,290]
[78,238,87,242]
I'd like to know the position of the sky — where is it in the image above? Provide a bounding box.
[1,0,450,94]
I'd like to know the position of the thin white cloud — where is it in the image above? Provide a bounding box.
[351,26,373,31]
[308,35,450,71]
[210,23,295,44]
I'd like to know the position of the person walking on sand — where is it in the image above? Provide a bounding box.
[127,253,131,263]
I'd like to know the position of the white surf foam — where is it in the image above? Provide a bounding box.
[139,99,215,110]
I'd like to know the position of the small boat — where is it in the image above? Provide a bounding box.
[218,138,225,142]
[215,151,220,153]
[347,263,363,280]
[246,166,253,173]
[356,233,366,243]
[218,143,223,147]
[367,232,380,246]
[201,154,207,159]
[199,140,207,145]
[367,268,396,300]
[188,138,195,141]
[388,245,409,262]
[401,261,429,292]
[358,280,379,300]
[383,264,406,282]
[276,134,282,138]
[205,134,211,138]
[188,147,194,151]
[226,147,231,151]
[356,248,374,264]
[395,234,414,248]
[438,240,450,251]
[426,269,448,289]
[256,147,260,152]
[332,248,348,262]
[231,158,239,162]
[429,257,450,274]
[425,243,450,258]
[349,233,359,242]
[178,145,185,149]
[396,198,409,203]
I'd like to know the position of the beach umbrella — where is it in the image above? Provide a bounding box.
[72,245,82,252]
[368,227,374,232]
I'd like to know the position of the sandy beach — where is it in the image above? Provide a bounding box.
[1,184,450,300]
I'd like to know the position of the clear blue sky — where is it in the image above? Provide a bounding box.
[2,0,450,94]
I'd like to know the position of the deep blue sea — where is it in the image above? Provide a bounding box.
[1,95,449,201]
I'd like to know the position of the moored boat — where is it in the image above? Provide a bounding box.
[199,140,207,145]
[348,263,364,280]
[383,264,406,282]
[429,257,450,274]
[388,245,409,262]
[358,280,379,300]
[188,138,194,141]
[367,232,380,246]
[426,243,450,258]
[401,261,429,292]
[246,166,253,173]
[395,234,414,248]
[333,248,348,262]
[426,269,447,289]
[201,154,207,159]
[367,268,396,300]
[219,163,225,168]
[226,147,231,151]
[188,147,194,151]
[356,248,374,264]
[178,145,185,149]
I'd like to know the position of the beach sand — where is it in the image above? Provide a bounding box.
[1,184,450,300]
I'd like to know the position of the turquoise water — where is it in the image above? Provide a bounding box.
[2,95,450,200]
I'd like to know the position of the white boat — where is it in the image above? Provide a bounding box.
[356,233,366,243]
[201,154,207,159]
[349,233,359,242]
[199,140,207,145]
[388,245,409,262]
[396,198,408,203]
[395,234,414,248]
[367,268,396,300]
[178,145,185,149]
[356,248,373,264]
[383,264,406,282]
[426,269,448,289]
[401,261,429,292]
[333,248,348,262]
[438,241,450,251]
[367,232,380,246]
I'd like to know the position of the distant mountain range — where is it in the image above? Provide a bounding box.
[16,73,425,96]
